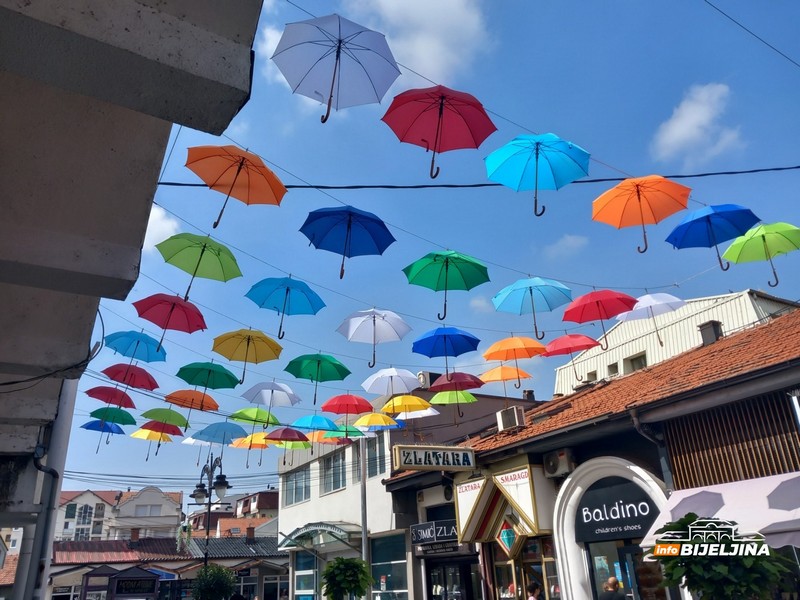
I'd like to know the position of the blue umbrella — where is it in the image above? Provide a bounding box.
[300,205,396,278]
[485,133,590,216]
[193,422,248,446]
[105,330,166,362]
[291,414,338,433]
[492,277,573,339]
[246,277,325,339]
[81,420,125,434]
[412,326,480,377]
[665,204,761,271]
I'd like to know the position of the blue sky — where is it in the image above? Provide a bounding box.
[65,0,800,498]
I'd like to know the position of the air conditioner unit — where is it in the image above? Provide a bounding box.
[496,406,525,432]
[543,448,576,478]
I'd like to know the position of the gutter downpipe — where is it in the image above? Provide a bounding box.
[630,408,674,492]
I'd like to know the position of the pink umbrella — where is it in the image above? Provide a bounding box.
[562,290,637,350]
[542,334,600,381]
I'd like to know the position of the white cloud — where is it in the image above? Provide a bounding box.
[143,205,179,253]
[469,295,494,313]
[650,83,743,167]
[255,23,286,85]
[543,234,588,260]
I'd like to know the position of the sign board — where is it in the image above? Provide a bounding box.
[115,578,157,595]
[415,541,462,556]
[410,519,458,545]
[493,467,537,530]
[392,445,475,472]
[237,568,251,577]
[574,476,658,542]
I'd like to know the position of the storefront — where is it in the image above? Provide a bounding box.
[411,518,481,600]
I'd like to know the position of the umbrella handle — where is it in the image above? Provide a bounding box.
[637,224,649,253]
[321,96,333,123]
[321,43,341,123]
[438,275,448,320]
[533,149,545,216]
[533,193,546,217]
[570,353,584,381]
[430,152,440,179]
[714,244,731,271]
[768,254,780,287]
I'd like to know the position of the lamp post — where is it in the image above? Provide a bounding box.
[189,452,231,567]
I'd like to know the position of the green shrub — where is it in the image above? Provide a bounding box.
[321,557,374,600]
[191,564,237,600]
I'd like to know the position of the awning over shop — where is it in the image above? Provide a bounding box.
[278,522,361,552]
[642,471,800,548]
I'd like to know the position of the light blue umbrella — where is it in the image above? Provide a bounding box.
[105,330,166,362]
[245,277,325,339]
[193,422,248,446]
[485,133,590,216]
[291,414,338,434]
[492,277,573,339]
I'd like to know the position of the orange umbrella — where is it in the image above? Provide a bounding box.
[185,145,287,229]
[483,336,545,362]
[164,389,219,429]
[592,175,691,253]
[480,365,533,391]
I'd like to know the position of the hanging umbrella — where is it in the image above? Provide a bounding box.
[380,395,431,415]
[722,222,800,287]
[562,290,637,350]
[89,407,136,426]
[156,233,242,301]
[492,277,573,339]
[105,330,166,363]
[284,353,351,405]
[140,420,184,437]
[230,433,274,449]
[194,422,248,446]
[412,327,481,376]
[403,250,490,320]
[485,133,590,216]
[429,372,484,392]
[321,393,373,416]
[245,277,325,339]
[396,406,439,420]
[353,412,398,431]
[212,329,282,384]
[267,427,310,443]
[324,424,366,440]
[81,420,124,435]
[164,390,219,413]
[337,308,411,367]
[185,145,287,228]
[665,204,761,271]
[382,85,497,178]
[430,389,477,420]
[541,333,601,381]
[132,293,207,348]
[131,428,173,461]
[141,408,189,429]
[480,365,533,394]
[616,293,687,346]
[231,407,280,428]
[483,336,545,388]
[300,206,396,278]
[85,386,135,409]
[271,13,400,123]
[176,362,239,390]
[307,430,351,445]
[242,381,302,409]
[362,368,420,396]
[102,364,159,391]
[592,175,691,253]
[292,414,338,433]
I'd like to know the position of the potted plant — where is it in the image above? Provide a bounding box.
[321,557,374,600]
[191,564,237,600]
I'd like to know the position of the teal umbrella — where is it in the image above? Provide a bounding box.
[176,362,238,390]
[284,353,351,405]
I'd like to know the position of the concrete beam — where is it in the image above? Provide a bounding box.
[0,376,64,426]
[0,0,262,134]
[0,428,40,456]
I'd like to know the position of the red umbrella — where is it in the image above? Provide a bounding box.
[562,290,637,350]
[102,364,159,391]
[542,334,600,381]
[429,372,485,392]
[381,85,497,179]
[85,386,136,409]
[321,394,373,416]
[140,420,183,437]
[132,293,207,348]
[265,427,309,443]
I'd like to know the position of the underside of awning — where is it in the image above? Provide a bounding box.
[278,521,362,552]
[642,471,800,548]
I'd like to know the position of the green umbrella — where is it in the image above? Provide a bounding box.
[89,407,136,425]
[140,408,189,428]
[722,222,800,288]
[284,353,351,405]
[176,362,239,390]
[156,233,242,301]
[403,250,490,320]
[231,407,280,427]
[430,389,477,421]
[323,424,365,439]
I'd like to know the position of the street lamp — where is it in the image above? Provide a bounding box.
[189,453,231,567]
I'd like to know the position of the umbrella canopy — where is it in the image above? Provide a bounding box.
[324,424,365,439]
[300,206,396,278]
[156,233,242,301]
[284,353,351,404]
[265,427,310,443]
[242,381,302,408]
[164,390,219,412]
[102,364,159,391]
[353,412,398,431]
[403,250,490,320]
[271,13,400,123]
[412,327,481,374]
[185,145,286,228]
[131,429,173,443]
[212,329,282,384]
[291,414,339,433]
[321,393,373,416]
[105,330,166,363]
[140,408,189,428]
[231,407,280,427]
[245,277,325,339]
[542,333,601,381]
[230,434,271,450]
[362,367,420,396]
[194,422,248,445]
[140,420,184,437]
[337,308,411,367]
[722,222,800,287]
[483,336,546,362]
[307,430,351,445]
[396,406,439,420]
[380,395,431,415]
[85,386,135,409]
[665,204,761,271]
[430,389,477,419]
[492,276,573,339]
[429,372,485,392]
[485,133,590,216]
[592,175,691,253]
[176,362,239,390]
[132,293,207,347]
[616,293,687,346]
[480,365,532,391]
[88,407,137,426]
[563,290,637,350]
[382,84,497,178]
[81,420,124,434]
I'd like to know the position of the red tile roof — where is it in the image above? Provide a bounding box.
[0,554,18,586]
[466,308,800,453]
[59,490,120,507]
[217,517,271,536]
[52,538,191,565]
[119,490,182,506]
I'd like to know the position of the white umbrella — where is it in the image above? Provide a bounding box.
[241,380,302,409]
[337,309,411,367]
[396,406,440,420]
[361,367,420,396]
[616,293,686,346]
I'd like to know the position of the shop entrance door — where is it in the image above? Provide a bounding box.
[428,562,479,600]
[616,546,640,600]
[618,545,674,600]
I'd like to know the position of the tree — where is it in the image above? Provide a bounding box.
[191,564,237,600]
[321,557,374,600]
[653,512,790,599]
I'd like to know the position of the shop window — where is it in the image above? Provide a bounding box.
[263,575,290,600]
[52,585,81,600]
[522,537,561,600]
[321,449,347,494]
[295,551,317,600]
[370,534,408,600]
[234,575,258,598]
[367,433,386,477]
[283,465,311,506]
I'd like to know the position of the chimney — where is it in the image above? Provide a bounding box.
[246,526,255,544]
[523,389,535,401]
[129,528,140,548]
[698,320,723,346]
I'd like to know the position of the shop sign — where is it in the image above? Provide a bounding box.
[237,568,251,576]
[393,445,475,471]
[574,476,658,542]
[410,519,458,545]
[417,541,462,555]
[115,578,157,594]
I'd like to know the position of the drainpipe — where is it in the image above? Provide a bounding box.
[629,408,674,492]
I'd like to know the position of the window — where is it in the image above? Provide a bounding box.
[77,504,93,525]
[134,504,161,517]
[92,521,103,535]
[283,466,311,506]
[624,352,647,374]
[586,370,598,382]
[10,538,17,548]
[608,362,619,376]
[370,534,408,600]
[367,434,386,478]
[322,450,346,494]
[94,503,105,518]
[64,503,76,519]
[4,534,9,542]
[295,551,317,600]
[74,527,90,541]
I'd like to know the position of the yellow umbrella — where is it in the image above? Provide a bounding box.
[130,428,173,461]
[380,395,431,415]
[353,412,398,431]
[212,328,283,384]
[230,432,276,468]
